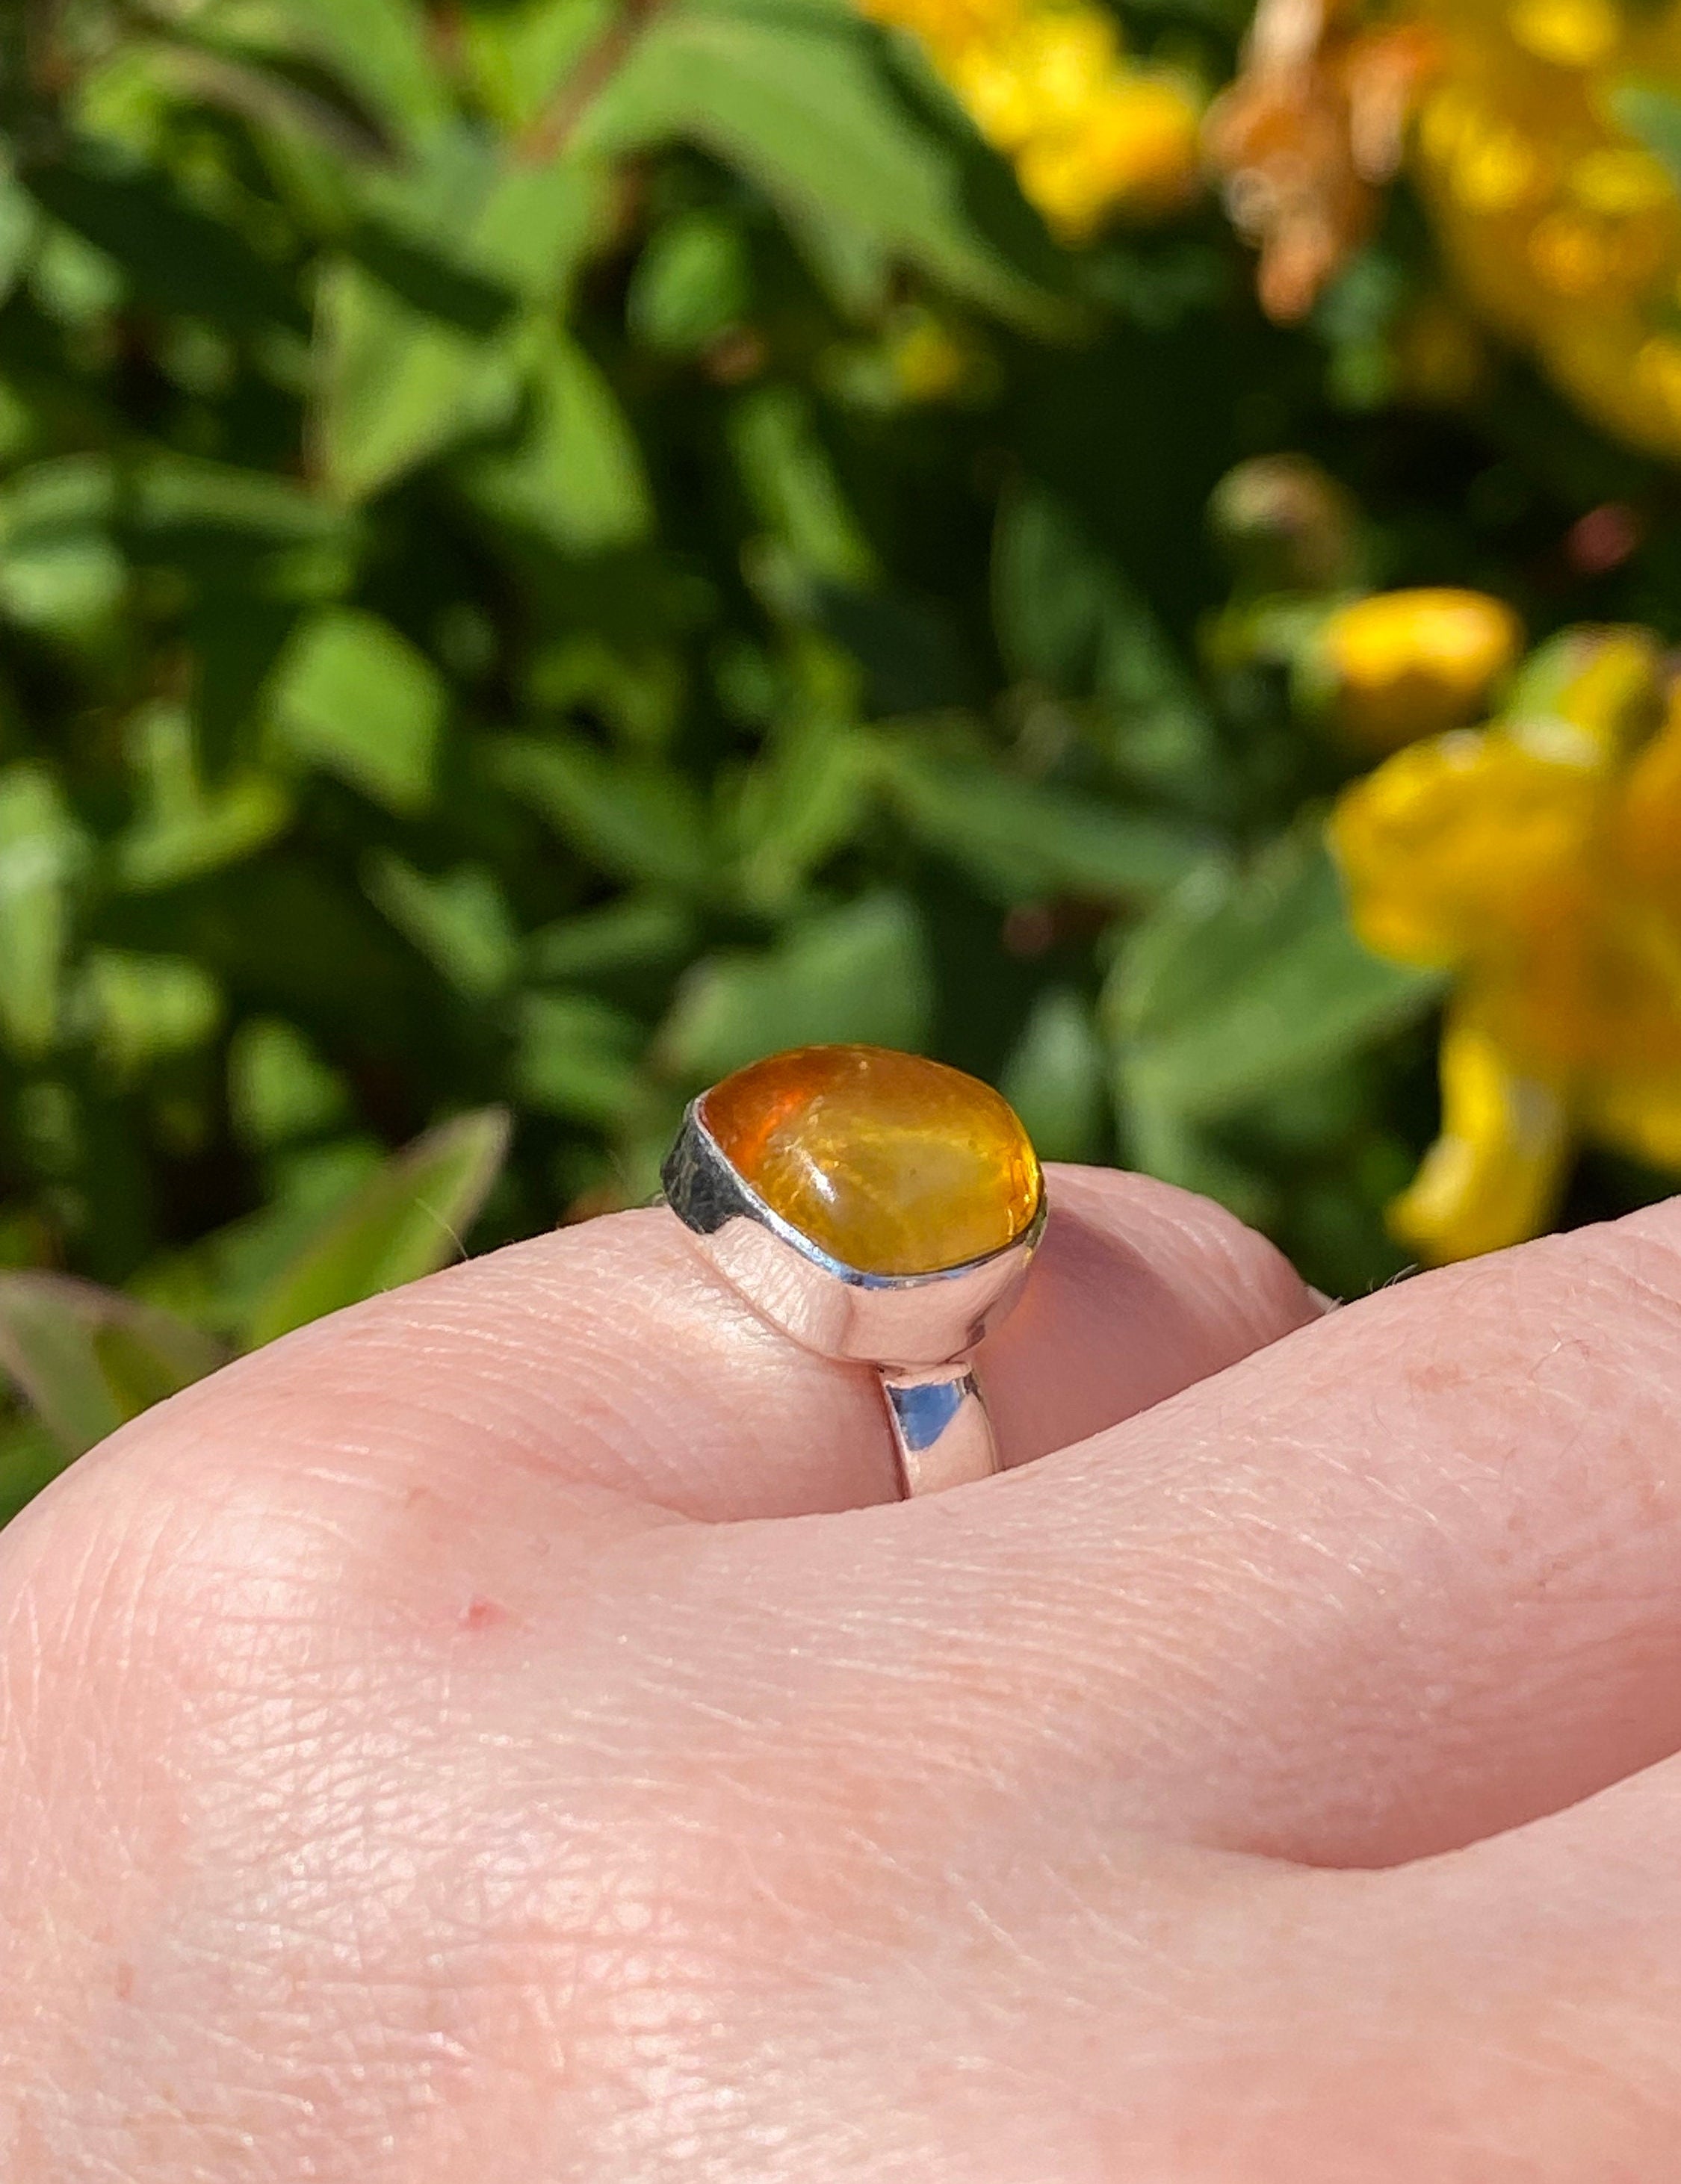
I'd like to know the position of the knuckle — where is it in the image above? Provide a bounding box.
[1059,1164,1316,1342]
[0,1415,393,1783]
[1180,1194,1315,1339]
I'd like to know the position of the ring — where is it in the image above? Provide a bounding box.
[661,1044,1045,1496]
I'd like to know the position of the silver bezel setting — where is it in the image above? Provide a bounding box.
[661,1097,1046,1371]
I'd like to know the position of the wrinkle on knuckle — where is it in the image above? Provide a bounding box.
[1131,1184,1310,1348]
[1195,1216,1311,1349]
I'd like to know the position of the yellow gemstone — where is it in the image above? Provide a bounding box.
[701,1044,1041,1276]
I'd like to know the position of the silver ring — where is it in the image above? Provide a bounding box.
[660,1045,1046,1496]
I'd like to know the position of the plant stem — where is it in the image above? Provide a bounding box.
[519,0,663,164]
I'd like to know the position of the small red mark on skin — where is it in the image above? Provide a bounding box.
[115,1962,135,2003]
[459,1595,510,1633]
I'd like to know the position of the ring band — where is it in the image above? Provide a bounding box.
[661,1044,1045,1495]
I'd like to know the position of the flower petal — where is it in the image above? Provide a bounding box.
[1390,1003,1573,1263]
[1330,726,1597,967]
[1615,683,1681,924]
[1510,625,1667,763]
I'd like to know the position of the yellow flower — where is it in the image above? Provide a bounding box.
[1410,0,1681,462]
[1202,0,1681,457]
[1319,586,1524,752]
[1016,73,1204,234]
[1505,0,1620,69]
[1331,626,1681,1262]
[863,0,1202,238]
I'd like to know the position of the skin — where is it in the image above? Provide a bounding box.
[4,1164,1681,2179]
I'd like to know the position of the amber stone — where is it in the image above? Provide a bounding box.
[700,1044,1041,1276]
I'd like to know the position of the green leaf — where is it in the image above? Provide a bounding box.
[729,713,876,908]
[243,1108,513,1349]
[460,0,618,132]
[229,1018,350,1148]
[138,1138,384,1334]
[1105,835,1444,1126]
[356,133,604,313]
[458,330,653,553]
[27,223,124,330]
[126,28,403,167]
[126,455,352,595]
[114,701,292,892]
[0,764,84,1059]
[0,1274,225,1458]
[0,1413,74,1529]
[459,161,605,309]
[659,891,931,1079]
[0,156,40,308]
[578,0,1058,325]
[114,860,420,1042]
[268,607,446,813]
[883,748,1208,905]
[185,595,311,783]
[524,632,684,748]
[346,223,517,337]
[496,733,714,893]
[779,197,892,320]
[85,951,222,1079]
[312,258,521,505]
[526,896,695,980]
[994,485,1118,692]
[999,987,1106,1163]
[0,456,125,634]
[20,137,303,332]
[807,583,970,713]
[253,0,453,144]
[513,991,647,1125]
[364,852,521,1001]
[731,385,873,586]
[994,486,1218,803]
[1121,1096,1280,1235]
[629,211,752,353]
[312,130,607,502]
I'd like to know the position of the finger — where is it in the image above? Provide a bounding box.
[1327,1756,1681,2174]
[989,1764,1681,2181]
[717,1194,1681,1868]
[610,1781,1681,2184]
[981,1164,1320,1468]
[29,1166,1316,1536]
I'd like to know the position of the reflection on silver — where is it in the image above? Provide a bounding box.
[661,1100,1044,1497]
[882,1365,994,1498]
[887,1372,969,1452]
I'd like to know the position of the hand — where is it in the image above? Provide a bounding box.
[4,1167,1680,2179]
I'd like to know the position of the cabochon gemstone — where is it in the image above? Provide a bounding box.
[700,1044,1041,1276]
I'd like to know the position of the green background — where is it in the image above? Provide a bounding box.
[0,0,1675,1521]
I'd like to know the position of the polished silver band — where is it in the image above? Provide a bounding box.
[882,1364,998,1495]
[662,1101,1041,1498]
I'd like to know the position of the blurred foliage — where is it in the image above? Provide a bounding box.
[5,0,1681,1520]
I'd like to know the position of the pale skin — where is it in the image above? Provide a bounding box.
[4,1166,1681,2178]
